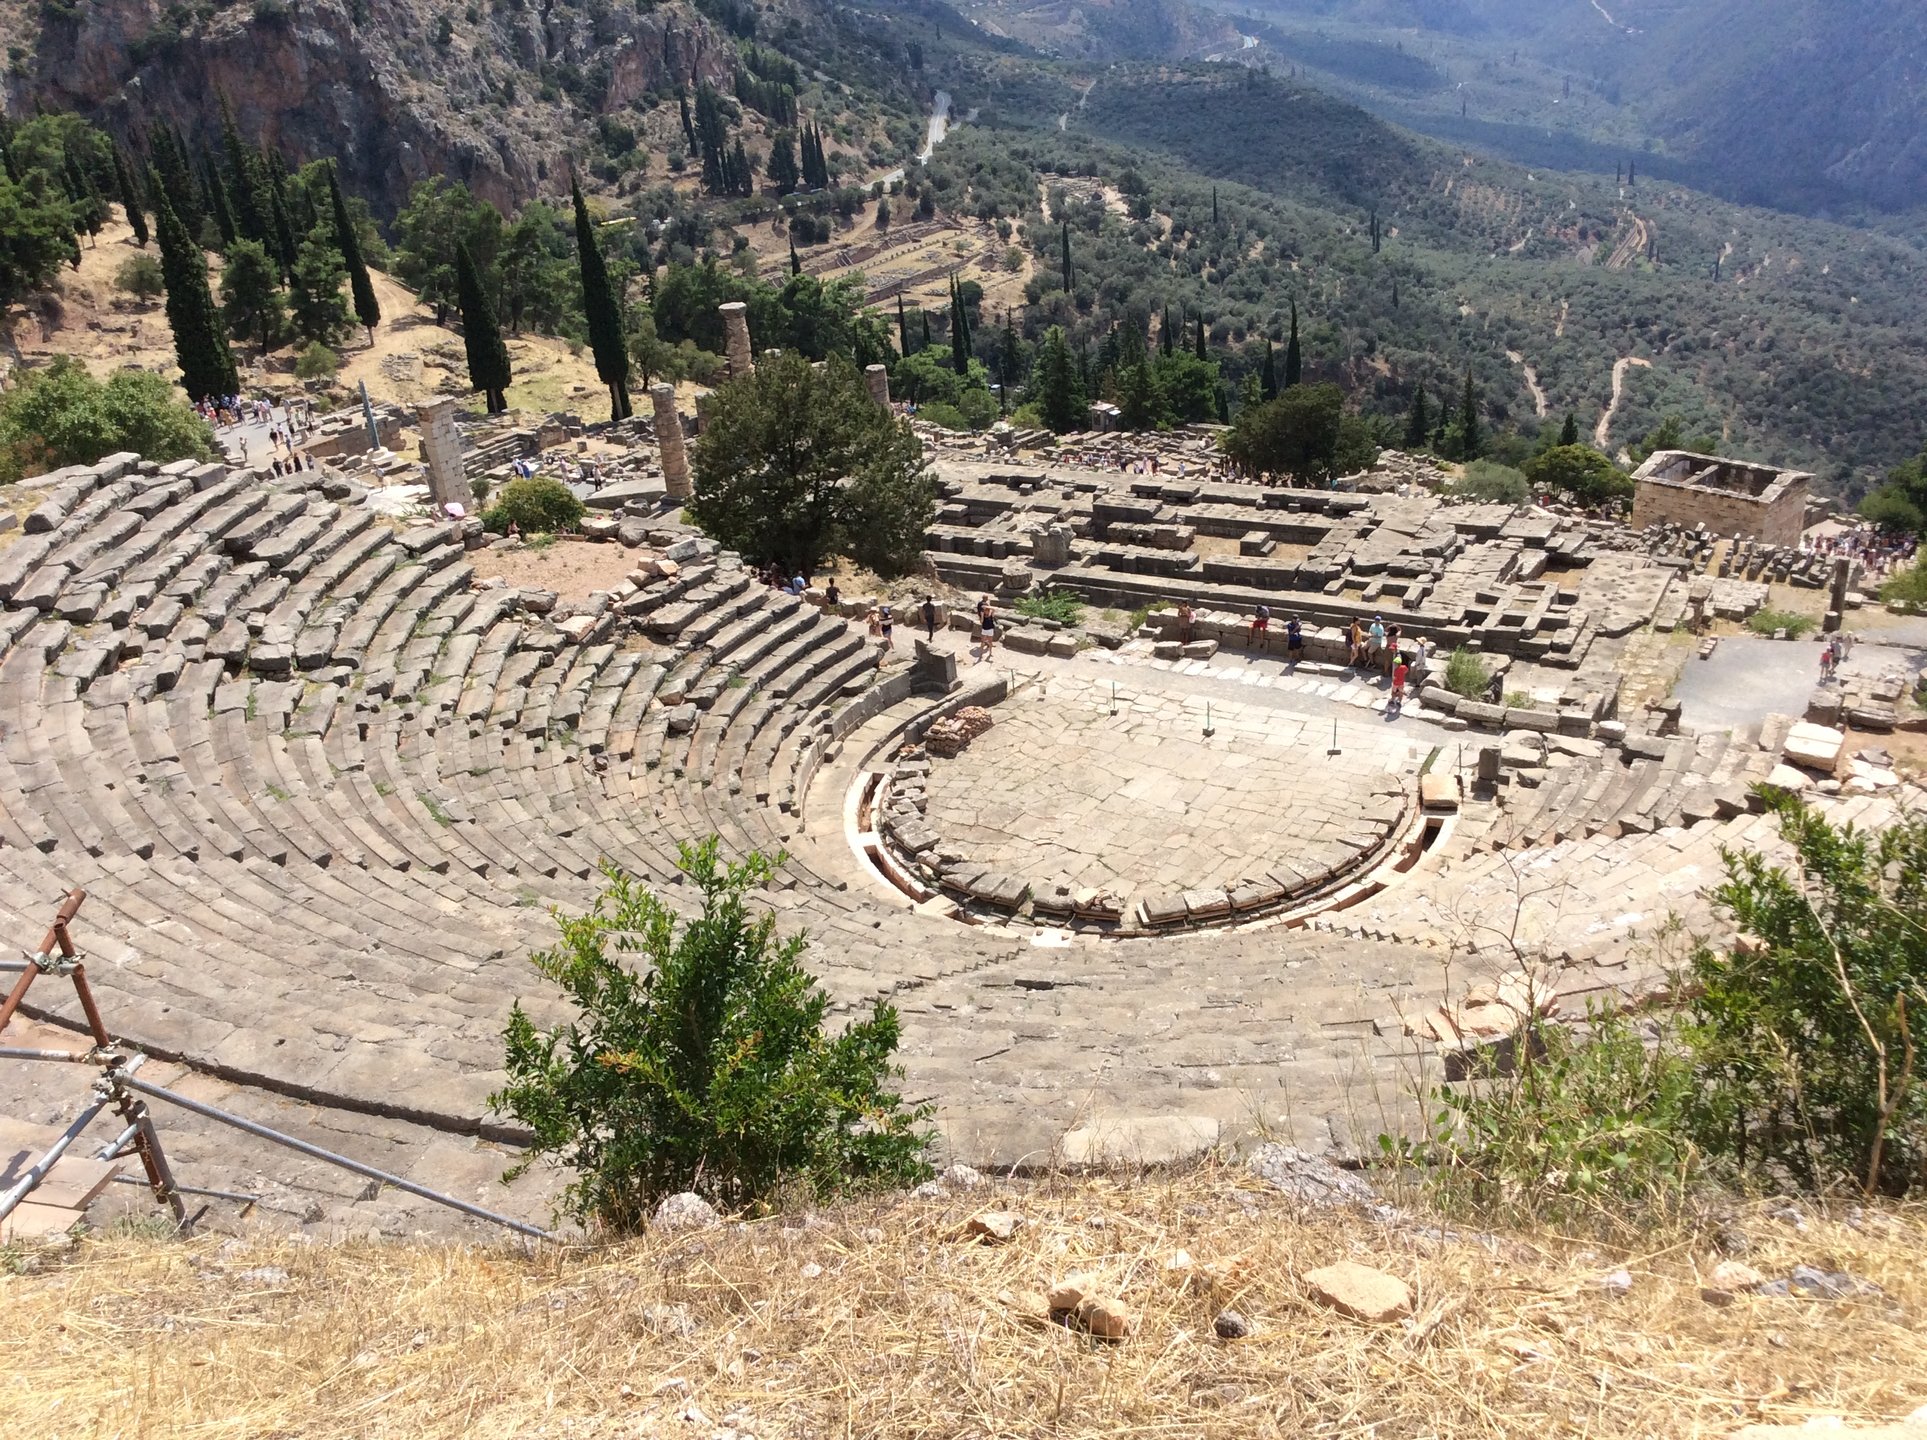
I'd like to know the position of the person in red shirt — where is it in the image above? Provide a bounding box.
[1390,656,1410,715]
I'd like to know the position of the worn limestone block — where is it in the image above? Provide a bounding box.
[1305,1261,1413,1323]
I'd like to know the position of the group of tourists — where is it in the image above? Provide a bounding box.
[1176,600,1432,717]
[1806,524,1913,581]
[1817,631,1857,683]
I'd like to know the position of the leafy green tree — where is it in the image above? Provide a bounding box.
[499,201,576,335]
[114,254,164,298]
[289,220,352,345]
[1559,411,1580,446]
[0,173,75,306]
[767,129,800,195]
[1154,351,1217,423]
[1859,447,1927,533]
[493,842,932,1227]
[1449,459,1529,503]
[294,341,338,381]
[1031,324,1086,433]
[1113,321,1163,431]
[219,238,286,353]
[1524,444,1631,505]
[573,174,631,420]
[328,163,380,342]
[0,356,216,482]
[1283,297,1302,388]
[1690,795,1927,1194]
[1223,382,1347,484]
[153,189,238,402]
[689,351,932,576]
[394,176,502,323]
[455,239,512,412]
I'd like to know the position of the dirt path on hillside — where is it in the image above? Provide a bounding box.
[1605,214,1651,271]
[1595,356,1653,448]
[1058,79,1096,132]
[1506,350,1549,417]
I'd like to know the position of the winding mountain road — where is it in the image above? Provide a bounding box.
[1595,356,1653,448]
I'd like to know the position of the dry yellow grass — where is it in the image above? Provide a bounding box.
[3,1166,1925,1439]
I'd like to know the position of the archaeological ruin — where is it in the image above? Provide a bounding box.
[0,312,1912,1235]
[1630,449,1813,546]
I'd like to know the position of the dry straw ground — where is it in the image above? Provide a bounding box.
[3,1165,1925,1439]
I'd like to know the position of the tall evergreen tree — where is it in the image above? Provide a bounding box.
[267,181,299,280]
[919,308,931,353]
[1211,185,1218,225]
[147,125,201,237]
[63,154,107,244]
[767,129,799,195]
[1160,305,1174,357]
[998,314,1019,415]
[1392,277,1400,309]
[896,292,910,355]
[199,150,236,246]
[789,240,801,276]
[571,173,631,421]
[327,163,381,343]
[455,238,512,413]
[154,188,237,402]
[111,146,147,247]
[948,275,970,374]
[1059,222,1072,294]
[1559,411,1581,447]
[1260,339,1277,401]
[290,218,352,345]
[1032,325,1085,433]
[1403,383,1430,451]
[1460,365,1481,461]
[1284,298,1302,389]
[219,237,285,353]
[1194,314,1207,362]
[218,99,269,245]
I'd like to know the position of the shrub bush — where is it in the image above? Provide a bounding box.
[1881,555,1927,611]
[294,342,339,381]
[916,400,970,430]
[114,254,165,299]
[483,475,584,534]
[1449,459,1527,504]
[1443,647,1490,699]
[1745,608,1817,638]
[1014,588,1083,626]
[492,841,933,1227]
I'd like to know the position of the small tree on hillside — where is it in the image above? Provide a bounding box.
[493,842,933,1227]
[1283,297,1302,389]
[153,188,238,402]
[1031,324,1085,433]
[1403,383,1430,450]
[1223,382,1346,484]
[1525,444,1630,506]
[690,351,931,576]
[219,237,286,353]
[289,219,352,345]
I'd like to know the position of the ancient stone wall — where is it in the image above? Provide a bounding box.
[1631,451,1810,546]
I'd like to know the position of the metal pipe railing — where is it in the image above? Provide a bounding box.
[0,1088,113,1221]
[120,1076,554,1241]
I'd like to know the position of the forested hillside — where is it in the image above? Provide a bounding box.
[3,0,1925,491]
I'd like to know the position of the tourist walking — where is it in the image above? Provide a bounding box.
[1384,623,1402,676]
[1177,601,1194,646]
[824,579,841,611]
[1347,618,1365,667]
[1368,616,1387,669]
[922,595,938,642]
[1285,616,1303,665]
[977,596,997,660]
[1248,603,1270,650]
[1390,655,1410,715]
[877,606,895,668]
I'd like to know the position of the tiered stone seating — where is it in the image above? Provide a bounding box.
[0,454,1827,1163]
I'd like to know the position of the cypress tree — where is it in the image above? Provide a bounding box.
[896,292,910,354]
[327,163,381,343]
[455,239,512,413]
[789,240,801,276]
[1194,314,1206,362]
[267,181,299,280]
[1392,277,1400,309]
[1283,298,1302,389]
[949,275,971,374]
[1211,185,1218,225]
[199,150,236,246]
[920,308,931,353]
[1559,411,1580,447]
[1403,383,1430,450]
[999,314,1018,415]
[1160,306,1174,357]
[1460,365,1481,460]
[571,173,630,420]
[112,145,148,247]
[1059,222,1071,294]
[1260,339,1277,401]
[1433,387,1456,455]
[154,187,237,402]
[148,125,201,236]
[218,99,268,245]
[1033,325,1085,433]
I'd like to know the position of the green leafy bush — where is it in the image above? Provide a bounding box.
[1443,647,1490,699]
[114,254,165,299]
[1398,1005,1703,1233]
[0,356,216,483]
[1449,459,1528,504]
[1880,555,1927,611]
[483,475,585,534]
[293,342,339,381]
[916,401,970,430]
[1745,608,1817,638]
[1689,795,1927,1194]
[1015,588,1084,626]
[492,842,933,1227]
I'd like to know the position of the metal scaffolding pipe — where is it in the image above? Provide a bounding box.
[120,1076,555,1242]
[0,1044,95,1063]
[94,1123,142,1161]
[0,1089,112,1221]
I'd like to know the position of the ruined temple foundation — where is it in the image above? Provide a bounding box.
[720,301,754,378]
[651,383,692,500]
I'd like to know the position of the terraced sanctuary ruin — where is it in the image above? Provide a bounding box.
[0,393,1909,1225]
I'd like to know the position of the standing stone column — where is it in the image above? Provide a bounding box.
[719,301,754,378]
[416,398,468,513]
[651,383,691,501]
[1824,555,1852,634]
[865,363,892,410]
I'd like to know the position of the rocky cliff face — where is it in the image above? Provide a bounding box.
[6,0,739,213]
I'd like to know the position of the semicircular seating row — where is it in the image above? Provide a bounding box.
[0,454,1475,1161]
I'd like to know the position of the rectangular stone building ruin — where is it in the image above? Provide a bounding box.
[1630,450,1811,546]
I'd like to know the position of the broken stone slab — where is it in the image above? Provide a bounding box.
[1060,1115,1220,1167]
[1783,722,1844,773]
[1304,1260,1413,1323]
[1419,772,1460,812]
